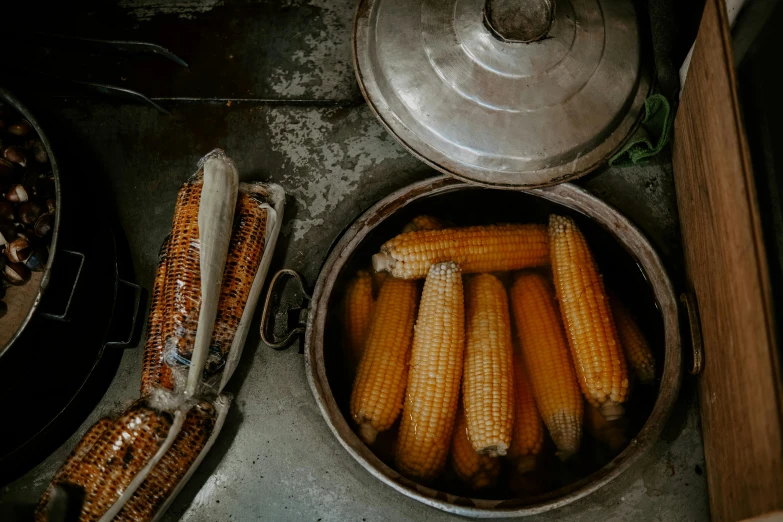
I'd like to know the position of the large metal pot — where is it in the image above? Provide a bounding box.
[264,176,682,517]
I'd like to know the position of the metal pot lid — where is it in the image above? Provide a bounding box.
[354,0,653,187]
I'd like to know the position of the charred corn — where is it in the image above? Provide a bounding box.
[163,180,268,377]
[462,274,514,457]
[396,262,465,481]
[115,401,217,522]
[401,215,453,233]
[141,238,173,396]
[36,401,173,522]
[611,296,656,385]
[351,278,419,444]
[508,352,544,472]
[373,224,549,279]
[549,215,629,420]
[451,405,500,489]
[510,273,583,459]
[210,191,268,371]
[35,419,114,521]
[342,270,375,362]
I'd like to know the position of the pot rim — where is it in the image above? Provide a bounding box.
[305,175,682,517]
[0,88,62,359]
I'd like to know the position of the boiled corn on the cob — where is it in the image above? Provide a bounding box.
[114,401,217,522]
[35,401,174,522]
[584,402,628,453]
[342,270,375,362]
[401,215,453,233]
[396,262,465,481]
[508,352,544,473]
[549,215,628,420]
[373,224,549,279]
[510,273,583,459]
[451,405,500,489]
[610,296,656,385]
[351,278,419,444]
[462,274,514,457]
[141,238,173,396]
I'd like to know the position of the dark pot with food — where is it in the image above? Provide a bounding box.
[0,88,142,482]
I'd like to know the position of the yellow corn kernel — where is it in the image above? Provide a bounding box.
[401,215,453,233]
[610,296,656,385]
[463,274,514,457]
[351,278,419,444]
[507,351,544,472]
[451,405,500,489]
[373,224,549,279]
[396,262,465,481]
[342,270,375,362]
[510,273,583,459]
[549,215,629,420]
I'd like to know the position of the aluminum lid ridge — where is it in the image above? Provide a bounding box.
[354,0,653,187]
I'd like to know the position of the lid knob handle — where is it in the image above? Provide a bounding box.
[484,0,556,43]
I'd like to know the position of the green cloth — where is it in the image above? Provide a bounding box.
[609,93,673,167]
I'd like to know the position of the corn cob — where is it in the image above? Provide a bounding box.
[584,402,628,453]
[549,215,629,420]
[115,401,217,522]
[35,401,173,522]
[610,296,656,385]
[508,351,544,473]
[210,191,268,371]
[372,271,388,295]
[462,274,514,457]
[342,270,375,362]
[141,238,173,396]
[451,405,500,489]
[373,224,549,279]
[163,179,268,377]
[396,262,465,481]
[401,215,453,233]
[351,278,419,444]
[163,179,202,365]
[510,273,583,459]
[34,419,114,521]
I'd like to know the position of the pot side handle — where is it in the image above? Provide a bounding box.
[39,249,85,322]
[260,269,311,351]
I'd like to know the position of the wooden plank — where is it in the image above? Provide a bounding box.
[672,0,783,520]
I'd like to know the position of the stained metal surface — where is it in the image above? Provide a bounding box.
[354,0,653,187]
[0,1,706,520]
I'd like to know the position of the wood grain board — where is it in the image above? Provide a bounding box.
[672,0,783,520]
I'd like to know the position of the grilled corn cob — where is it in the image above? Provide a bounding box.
[549,215,629,420]
[510,273,583,459]
[210,191,268,370]
[585,402,628,453]
[351,278,419,444]
[373,224,549,279]
[36,401,173,522]
[462,274,514,457]
[401,215,453,233]
[141,238,173,396]
[163,179,202,364]
[342,270,375,362]
[451,405,500,489]
[115,401,217,522]
[396,262,465,481]
[508,352,544,472]
[35,419,114,521]
[611,296,656,385]
[163,180,268,377]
